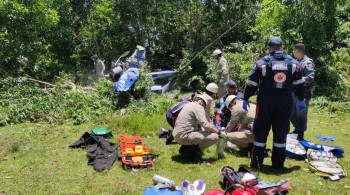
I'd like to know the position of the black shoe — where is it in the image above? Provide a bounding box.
[291,130,304,141]
[159,128,170,138]
[179,145,202,160]
[165,134,174,145]
[297,132,304,141]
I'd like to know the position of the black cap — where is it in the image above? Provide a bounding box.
[225,80,237,88]
[294,43,305,53]
[267,36,283,46]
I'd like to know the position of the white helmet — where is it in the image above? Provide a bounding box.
[225,95,238,108]
[205,83,219,94]
[194,94,208,106]
[212,49,222,57]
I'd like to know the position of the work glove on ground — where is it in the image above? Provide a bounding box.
[298,100,306,112]
[243,100,250,111]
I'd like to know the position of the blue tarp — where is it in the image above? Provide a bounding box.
[113,68,140,92]
[143,187,182,195]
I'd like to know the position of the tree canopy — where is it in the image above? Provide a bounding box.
[0,0,349,99]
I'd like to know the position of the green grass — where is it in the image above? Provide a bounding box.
[0,108,349,194]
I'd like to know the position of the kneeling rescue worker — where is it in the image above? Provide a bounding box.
[173,94,221,159]
[223,95,255,149]
[173,93,257,160]
[243,36,306,169]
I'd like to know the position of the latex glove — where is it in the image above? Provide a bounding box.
[242,100,250,111]
[298,100,306,112]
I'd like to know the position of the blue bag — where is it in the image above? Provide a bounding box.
[143,187,182,195]
[300,140,344,158]
[166,99,191,128]
[114,68,140,92]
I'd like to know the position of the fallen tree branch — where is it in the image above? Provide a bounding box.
[25,77,57,87]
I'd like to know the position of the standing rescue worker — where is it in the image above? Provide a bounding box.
[212,49,229,97]
[243,37,306,169]
[91,54,105,77]
[291,43,315,140]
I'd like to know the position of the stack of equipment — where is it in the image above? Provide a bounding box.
[219,166,290,195]
[306,149,346,181]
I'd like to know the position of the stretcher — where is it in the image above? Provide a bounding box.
[119,135,158,170]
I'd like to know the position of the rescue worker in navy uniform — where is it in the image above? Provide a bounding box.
[243,37,306,169]
[291,43,315,140]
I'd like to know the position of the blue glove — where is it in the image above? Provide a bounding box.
[298,100,306,112]
[243,100,250,111]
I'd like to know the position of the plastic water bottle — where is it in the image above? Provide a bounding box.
[152,175,174,187]
[217,127,226,158]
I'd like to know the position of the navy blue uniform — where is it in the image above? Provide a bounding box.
[244,51,305,168]
[290,55,315,137]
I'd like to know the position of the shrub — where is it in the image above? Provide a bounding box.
[314,66,347,101]
[133,69,154,99]
[310,96,350,113]
[0,77,113,126]
[0,76,172,126]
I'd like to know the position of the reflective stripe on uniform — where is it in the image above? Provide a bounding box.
[247,80,258,87]
[254,141,266,147]
[292,64,296,74]
[273,143,286,148]
[293,78,305,85]
[261,65,267,77]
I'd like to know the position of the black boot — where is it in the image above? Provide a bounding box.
[250,146,265,169]
[291,129,304,141]
[159,128,170,138]
[165,130,174,145]
[271,147,286,169]
[297,131,304,141]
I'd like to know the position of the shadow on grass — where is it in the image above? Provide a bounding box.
[171,154,218,164]
[240,164,301,175]
[225,148,250,157]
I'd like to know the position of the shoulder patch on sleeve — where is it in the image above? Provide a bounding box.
[256,58,267,68]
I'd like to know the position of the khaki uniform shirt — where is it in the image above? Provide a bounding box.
[173,102,216,137]
[94,59,105,76]
[201,93,214,118]
[218,57,229,83]
[217,57,229,96]
[227,100,256,131]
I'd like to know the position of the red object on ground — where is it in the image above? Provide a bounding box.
[232,188,255,195]
[118,135,157,169]
[204,189,225,195]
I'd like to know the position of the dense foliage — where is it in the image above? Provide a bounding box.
[0,0,349,126]
[0,77,171,126]
[1,0,348,99]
